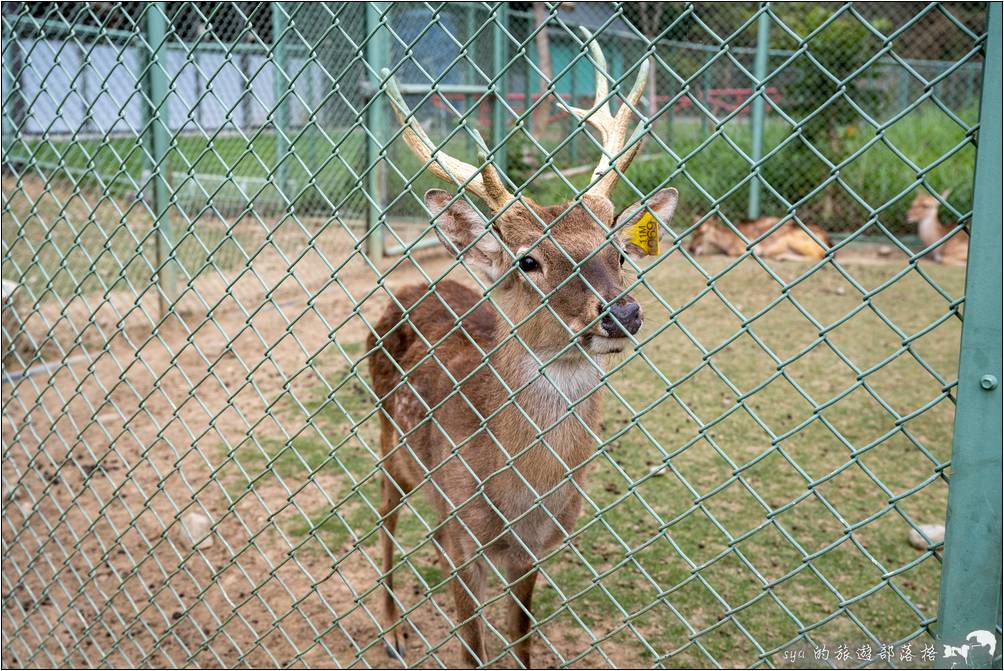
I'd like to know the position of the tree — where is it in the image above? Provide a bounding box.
[773,6,891,217]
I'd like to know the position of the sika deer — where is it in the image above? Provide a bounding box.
[367,33,676,668]
[906,190,968,266]
[688,216,830,261]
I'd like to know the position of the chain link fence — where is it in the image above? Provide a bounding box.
[2,2,1001,668]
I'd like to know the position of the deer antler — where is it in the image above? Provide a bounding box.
[568,28,650,201]
[382,68,514,212]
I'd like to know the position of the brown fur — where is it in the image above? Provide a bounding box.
[367,190,678,667]
[906,192,968,266]
[688,216,830,261]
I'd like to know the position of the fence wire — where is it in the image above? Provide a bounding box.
[1,2,1000,669]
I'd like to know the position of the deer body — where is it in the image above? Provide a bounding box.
[369,280,601,565]
[368,32,677,667]
[688,216,830,261]
[906,191,968,266]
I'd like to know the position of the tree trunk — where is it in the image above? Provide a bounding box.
[533,2,553,131]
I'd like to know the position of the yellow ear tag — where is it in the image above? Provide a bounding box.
[627,212,660,256]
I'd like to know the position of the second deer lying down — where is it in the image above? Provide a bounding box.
[688,216,831,261]
[906,190,968,266]
[368,34,675,668]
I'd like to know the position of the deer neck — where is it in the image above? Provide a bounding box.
[486,332,603,489]
[916,209,945,247]
[488,317,604,431]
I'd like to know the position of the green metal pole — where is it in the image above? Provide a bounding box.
[748,7,769,220]
[365,2,388,260]
[305,51,319,177]
[272,4,290,202]
[1,23,16,166]
[701,66,711,137]
[898,66,909,114]
[492,2,509,176]
[76,42,93,133]
[665,65,673,145]
[967,63,977,111]
[934,5,1003,668]
[523,36,532,136]
[301,4,317,179]
[465,4,476,156]
[569,59,577,163]
[142,4,175,314]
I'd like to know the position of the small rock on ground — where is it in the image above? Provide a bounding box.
[181,512,215,549]
[908,524,944,549]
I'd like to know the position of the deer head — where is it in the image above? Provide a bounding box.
[687,218,724,255]
[906,189,951,225]
[383,29,677,357]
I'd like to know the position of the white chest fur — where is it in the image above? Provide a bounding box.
[525,355,602,419]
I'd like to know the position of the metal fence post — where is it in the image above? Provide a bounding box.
[569,60,578,163]
[898,66,909,114]
[748,7,770,220]
[522,27,532,135]
[491,2,509,176]
[934,5,1003,667]
[1,23,18,167]
[272,4,290,201]
[701,66,711,136]
[465,4,476,156]
[304,50,319,173]
[365,2,388,260]
[522,19,532,136]
[142,4,175,313]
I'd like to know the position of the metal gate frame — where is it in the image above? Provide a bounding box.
[934,3,1002,662]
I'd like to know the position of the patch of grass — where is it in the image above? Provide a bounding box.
[525,257,962,666]
[217,255,963,666]
[217,340,443,567]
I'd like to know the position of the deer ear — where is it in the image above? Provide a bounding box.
[616,188,679,259]
[425,190,504,280]
[940,188,953,201]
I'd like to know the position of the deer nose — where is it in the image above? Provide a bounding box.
[601,301,642,337]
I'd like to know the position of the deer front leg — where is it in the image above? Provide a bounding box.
[445,555,487,667]
[379,476,407,662]
[505,562,538,668]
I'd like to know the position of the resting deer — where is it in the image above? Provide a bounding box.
[906,190,968,266]
[688,216,830,261]
[367,33,675,668]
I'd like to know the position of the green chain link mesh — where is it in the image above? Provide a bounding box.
[1,2,994,668]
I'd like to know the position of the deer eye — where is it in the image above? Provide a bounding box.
[619,252,626,266]
[518,256,540,272]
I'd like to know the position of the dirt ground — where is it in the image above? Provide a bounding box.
[1,220,483,667]
[2,173,948,669]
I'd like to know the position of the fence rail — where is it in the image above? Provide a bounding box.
[2,2,1001,668]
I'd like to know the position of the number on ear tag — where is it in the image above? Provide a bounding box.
[627,212,660,256]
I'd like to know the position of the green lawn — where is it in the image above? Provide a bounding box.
[215,255,963,668]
